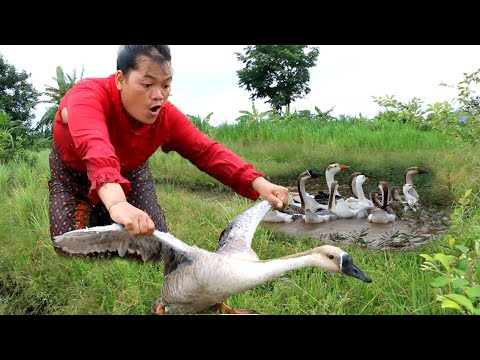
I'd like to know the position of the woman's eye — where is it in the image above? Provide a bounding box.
[143,83,152,88]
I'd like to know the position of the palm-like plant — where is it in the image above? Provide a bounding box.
[36,66,84,138]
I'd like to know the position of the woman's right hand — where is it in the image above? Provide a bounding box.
[108,201,156,237]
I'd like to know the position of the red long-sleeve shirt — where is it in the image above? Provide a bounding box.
[53,74,264,205]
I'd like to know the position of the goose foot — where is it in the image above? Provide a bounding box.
[151,300,166,314]
[214,303,258,315]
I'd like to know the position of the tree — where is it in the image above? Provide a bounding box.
[0,54,40,134]
[235,45,319,113]
[36,66,84,138]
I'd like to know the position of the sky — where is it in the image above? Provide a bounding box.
[1,45,480,126]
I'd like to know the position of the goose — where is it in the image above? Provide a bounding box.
[54,200,372,315]
[369,191,381,207]
[368,181,396,224]
[348,171,363,198]
[402,183,418,212]
[389,186,407,219]
[345,174,374,210]
[304,180,337,223]
[404,167,427,200]
[330,181,366,219]
[296,169,328,212]
[314,163,350,201]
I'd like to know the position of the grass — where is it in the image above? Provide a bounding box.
[0,118,478,315]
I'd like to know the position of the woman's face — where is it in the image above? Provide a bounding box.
[115,55,172,124]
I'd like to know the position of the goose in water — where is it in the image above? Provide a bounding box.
[54,200,372,315]
[345,174,374,210]
[348,171,363,199]
[314,163,350,202]
[404,166,427,200]
[368,181,396,224]
[304,180,338,223]
[330,181,367,219]
[296,169,328,212]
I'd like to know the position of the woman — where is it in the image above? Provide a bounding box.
[49,45,288,272]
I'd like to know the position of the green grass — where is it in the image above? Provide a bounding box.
[0,119,478,315]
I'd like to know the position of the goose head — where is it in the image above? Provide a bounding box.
[404,166,428,184]
[306,245,372,283]
[326,163,349,176]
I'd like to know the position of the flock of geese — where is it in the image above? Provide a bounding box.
[263,164,427,225]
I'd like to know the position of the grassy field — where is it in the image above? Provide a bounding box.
[0,118,478,315]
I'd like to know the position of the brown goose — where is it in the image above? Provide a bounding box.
[54,200,372,315]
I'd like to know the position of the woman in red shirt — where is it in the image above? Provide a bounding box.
[49,45,288,270]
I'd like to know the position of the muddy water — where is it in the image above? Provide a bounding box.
[261,211,449,251]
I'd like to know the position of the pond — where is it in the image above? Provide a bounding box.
[192,187,450,251]
[261,210,449,251]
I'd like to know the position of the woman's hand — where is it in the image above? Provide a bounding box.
[251,177,289,209]
[108,201,156,237]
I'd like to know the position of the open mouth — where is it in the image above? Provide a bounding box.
[149,105,161,116]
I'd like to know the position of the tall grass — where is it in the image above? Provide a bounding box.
[0,120,477,315]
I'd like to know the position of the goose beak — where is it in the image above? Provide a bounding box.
[339,164,349,170]
[341,254,372,283]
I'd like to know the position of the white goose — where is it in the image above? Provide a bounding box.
[54,200,372,315]
[345,174,374,210]
[348,171,363,199]
[314,163,350,201]
[296,169,328,212]
[404,166,427,200]
[330,181,366,219]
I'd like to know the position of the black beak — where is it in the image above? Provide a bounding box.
[341,254,372,283]
[308,169,322,178]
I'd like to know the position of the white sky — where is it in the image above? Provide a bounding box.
[1,45,479,126]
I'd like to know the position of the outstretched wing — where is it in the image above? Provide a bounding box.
[53,224,194,263]
[215,200,272,256]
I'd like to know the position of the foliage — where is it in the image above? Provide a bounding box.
[372,95,426,126]
[235,45,320,112]
[0,53,40,142]
[187,112,215,136]
[235,102,277,125]
[373,68,480,145]
[420,189,480,315]
[431,68,480,145]
[0,109,37,165]
[36,66,84,139]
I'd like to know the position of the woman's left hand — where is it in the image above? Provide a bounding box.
[252,177,289,209]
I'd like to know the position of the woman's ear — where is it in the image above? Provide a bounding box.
[115,70,125,91]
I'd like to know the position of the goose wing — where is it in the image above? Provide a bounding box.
[53,223,194,263]
[215,200,271,257]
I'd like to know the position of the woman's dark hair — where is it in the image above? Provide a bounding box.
[117,45,171,75]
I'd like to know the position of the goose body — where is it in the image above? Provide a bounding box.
[368,181,396,224]
[402,183,418,212]
[54,200,371,314]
